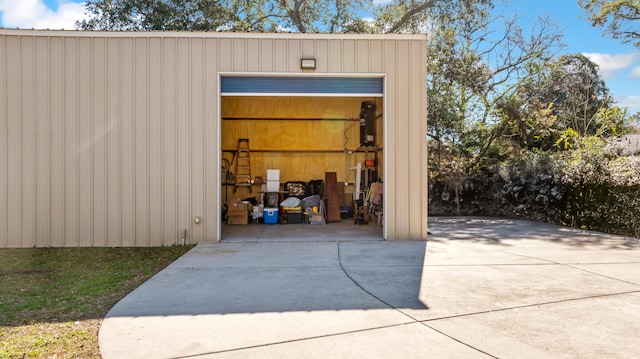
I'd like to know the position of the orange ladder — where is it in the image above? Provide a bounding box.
[234,138,252,193]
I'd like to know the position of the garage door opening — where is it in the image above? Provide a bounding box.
[219,88,385,241]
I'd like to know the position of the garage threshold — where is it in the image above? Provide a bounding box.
[221,221,383,243]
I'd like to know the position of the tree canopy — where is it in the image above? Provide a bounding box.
[77,0,450,33]
[579,0,640,48]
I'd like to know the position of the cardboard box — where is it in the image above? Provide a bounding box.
[227,214,248,225]
[227,198,248,217]
[267,169,280,181]
[310,213,325,225]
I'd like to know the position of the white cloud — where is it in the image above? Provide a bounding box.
[0,0,86,30]
[583,52,640,80]
[631,66,640,80]
[616,95,640,114]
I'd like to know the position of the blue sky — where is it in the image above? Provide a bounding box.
[1,0,639,113]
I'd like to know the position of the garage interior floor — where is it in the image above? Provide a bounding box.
[221,220,383,243]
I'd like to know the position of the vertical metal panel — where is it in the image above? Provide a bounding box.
[0,35,6,247]
[77,37,94,246]
[21,36,37,247]
[232,38,246,72]
[177,38,192,244]
[247,38,260,71]
[218,38,232,71]
[328,39,342,72]
[418,39,429,238]
[189,38,205,243]
[301,39,314,59]
[274,39,287,72]
[205,38,218,242]
[92,37,108,246]
[120,37,136,247]
[383,39,397,240]
[35,36,51,246]
[5,35,22,247]
[356,40,369,72]
[369,40,383,73]
[259,38,273,72]
[134,37,150,246]
[315,39,328,73]
[64,37,79,247]
[287,39,301,72]
[395,40,411,239]
[106,37,122,247]
[342,39,355,73]
[163,37,178,246]
[50,37,65,247]
[148,37,164,244]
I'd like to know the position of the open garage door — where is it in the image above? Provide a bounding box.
[219,74,385,241]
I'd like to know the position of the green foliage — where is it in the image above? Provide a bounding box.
[579,0,640,48]
[429,143,640,238]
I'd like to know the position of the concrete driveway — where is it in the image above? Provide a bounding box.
[99,217,640,358]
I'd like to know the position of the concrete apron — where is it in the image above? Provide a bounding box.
[99,217,640,359]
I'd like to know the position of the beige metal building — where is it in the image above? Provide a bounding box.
[0,29,427,247]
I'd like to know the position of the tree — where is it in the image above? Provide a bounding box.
[78,0,375,32]
[425,0,563,176]
[579,0,640,48]
[77,0,238,31]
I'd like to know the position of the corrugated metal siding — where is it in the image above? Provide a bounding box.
[0,30,427,247]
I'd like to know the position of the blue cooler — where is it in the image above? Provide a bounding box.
[264,208,278,224]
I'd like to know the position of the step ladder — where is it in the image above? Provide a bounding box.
[234,138,252,193]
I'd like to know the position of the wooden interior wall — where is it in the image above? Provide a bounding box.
[221,96,383,204]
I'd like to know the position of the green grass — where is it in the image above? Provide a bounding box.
[0,246,194,358]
